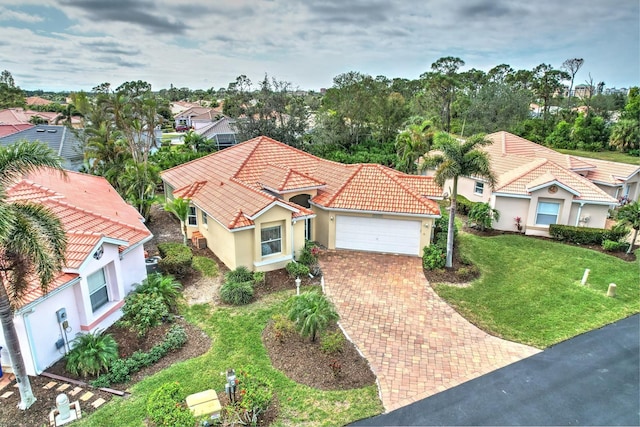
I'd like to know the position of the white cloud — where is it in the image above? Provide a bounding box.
[0,6,44,23]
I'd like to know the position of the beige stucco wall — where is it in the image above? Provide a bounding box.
[312,206,333,249]
[492,195,529,232]
[195,207,239,270]
[624,172,640,202]
[524,187,574,236]
[456,176,492,203]
[251,205,298,272]
[568,203,611,229]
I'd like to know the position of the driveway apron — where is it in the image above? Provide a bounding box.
[320,251,540,412]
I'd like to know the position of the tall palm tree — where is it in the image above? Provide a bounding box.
[424,132,496,267]
[395,118,434,174]
[618,202,640,254]
[0,141,67,410]
[163,197,191,246]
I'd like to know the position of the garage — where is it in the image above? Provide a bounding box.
[335,215,422,255]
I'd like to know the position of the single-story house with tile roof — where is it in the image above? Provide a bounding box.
[0,125,84,171]
[161,136,442,271]
[194,116,238,149]
[428,131,628,236]
[0,168,152,376]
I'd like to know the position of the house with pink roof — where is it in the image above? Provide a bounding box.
[161,136,443,271]
[0,168,152,376]
[438,132,638,236]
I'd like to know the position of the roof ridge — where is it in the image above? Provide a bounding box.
[375,165,440,211]
[495,158,548,191]
[44,197,148,235]
[323,163,364,206]
[8,179,63,200]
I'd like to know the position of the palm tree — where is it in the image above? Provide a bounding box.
[0,141,66,410]
[395,118,434,174]
[163,197,191,246]
[618,202,640,254]
[288,291,338,342]
[423,132,496,268]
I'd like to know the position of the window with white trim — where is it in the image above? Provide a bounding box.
[474,181,484,195]
[536,201,560,225]
[88,268,109,312]
[261,226,282,256]
[187,206,197,226]
[202,211,208,226]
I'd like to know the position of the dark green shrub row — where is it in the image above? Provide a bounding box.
[455,194,477,216]
[146,382,195,427]
[158,242,193,278]
[549,224,628,245]
[91,325,187,387]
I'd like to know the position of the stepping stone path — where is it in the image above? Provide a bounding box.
[0,374,111,416]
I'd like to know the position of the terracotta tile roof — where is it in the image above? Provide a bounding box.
[18,272,80,307]
[25,96,53,106]
[6,168,152,306]
[0,108,58,125]
[484,132,620,203]
[0,124,33,137]
[162,136,441,229]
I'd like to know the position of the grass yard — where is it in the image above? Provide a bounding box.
[434,233,640,348]
[76,292,382,427]
[555,148,640,165]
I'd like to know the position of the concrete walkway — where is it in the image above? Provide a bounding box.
[320,251,540,412]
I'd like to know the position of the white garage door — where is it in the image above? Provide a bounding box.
[335,216,421,255]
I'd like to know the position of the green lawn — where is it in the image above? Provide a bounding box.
[76,292,382,427]
[433,233,640,348]
[555,148,640,165]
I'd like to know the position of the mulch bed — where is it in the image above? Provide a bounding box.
[262,322,377,391]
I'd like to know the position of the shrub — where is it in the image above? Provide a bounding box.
[120,292,169,337]
[66,330,118,378]
[134,273,182,312]
[286,261,310,279]
[456,194,477,216]
[225,266,254,283]
[550,224,628,245]
[147,382,195,427]
[271,313,295,343]
[602,239,630,252]
[92,325,187,386]
[158,242,193,278]
[423,245,446,270]
[433,214,458,249]
[236,367,274,425]
[288,291,339,341]
[220,280,254,305]
[253,271,265,285]
[468,203,500,231]
[320,331,345,354]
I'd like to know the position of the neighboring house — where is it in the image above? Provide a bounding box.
[0,123,33,138]
[161,136,442,272]
[0,125,84,171]
[0,168,152,376]
[431,131,637,236]
[194,116,238,149]
[174,106,224,130]
[25,96,53,106]
[0,107,82,128]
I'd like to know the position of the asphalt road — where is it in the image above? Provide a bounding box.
[351,314,640,426]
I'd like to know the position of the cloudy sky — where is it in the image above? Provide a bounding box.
[1,0,638,92]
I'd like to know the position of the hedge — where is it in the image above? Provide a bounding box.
[549,224,628,245]
[158,242,193,278]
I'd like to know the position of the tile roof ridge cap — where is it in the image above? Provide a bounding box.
[232,137,264,179]
[376,165,440,210]
[7,179,63,199]
[323,163,364,206]
[45,198,149,235]
[496,158,548,190]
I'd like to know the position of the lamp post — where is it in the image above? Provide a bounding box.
[295,277,301,295]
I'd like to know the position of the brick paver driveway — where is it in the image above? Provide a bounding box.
[320,251,540,412]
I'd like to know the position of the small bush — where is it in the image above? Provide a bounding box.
[224,266,254,283]
[134,273,182,313]
[237,367,274,425]
[158,243,193,278]
[550,224,628,245]
[220,280,254,305]
[602,239,630,252]
[288,291,339,341]
[253,271,265,285]
[147,382,195,427]
[433,214,458,249]
[66,330,118,378]
[271,313,295,343]
[321,331,345,354]
[286,261,310,279]
[120,292,169,337]
[468,203,500,231]
[423,245,446,270]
